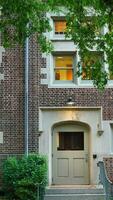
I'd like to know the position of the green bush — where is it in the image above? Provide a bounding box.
[2,154,48,200]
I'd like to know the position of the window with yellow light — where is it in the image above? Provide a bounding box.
[54,55,73,81]
[54,20,66,34]
[82,52,103,80]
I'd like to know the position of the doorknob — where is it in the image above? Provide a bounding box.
[85,154,88,162]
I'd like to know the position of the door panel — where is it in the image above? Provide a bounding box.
[57,158,69,177]
[73,158,84,177]
[52,124,89,185]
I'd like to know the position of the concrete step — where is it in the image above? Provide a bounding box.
[44,194,105,200]
[45,188,104,194]
[44,187,105,200]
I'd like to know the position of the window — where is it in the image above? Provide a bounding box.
[57,132,84,151]
[46,14,113,87]
[54,55,74,81]
[82,52,103,80]
[54,20,66,34]
[82,17,103,36]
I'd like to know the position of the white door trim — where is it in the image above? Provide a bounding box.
[39,107,102,185]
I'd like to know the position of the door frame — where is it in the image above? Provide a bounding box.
[52,121,90,185]
[39,107,102,185]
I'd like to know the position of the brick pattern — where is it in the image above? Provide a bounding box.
[103,157,113,196]
[39,86,113,120]
[28,36,40,152]
[0,46,24,154]
[1,35,113,156]
[103,158,113,183]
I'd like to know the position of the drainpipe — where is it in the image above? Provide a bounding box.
[24,34,29,156]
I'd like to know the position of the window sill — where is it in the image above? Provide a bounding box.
[48,82,113,88]
[48,82,95,88]
[50,36,71,41]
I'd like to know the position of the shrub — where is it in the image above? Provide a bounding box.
[2,154,48,200]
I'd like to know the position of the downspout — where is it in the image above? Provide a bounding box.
[24,35,29,156]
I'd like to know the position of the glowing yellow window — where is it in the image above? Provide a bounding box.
[54,21,66,34]
[54,56,73,81]
[82,52,103,80]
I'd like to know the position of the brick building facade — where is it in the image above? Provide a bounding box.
[1,13,113,186]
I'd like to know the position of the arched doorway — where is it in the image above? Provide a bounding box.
[52,121,90,185]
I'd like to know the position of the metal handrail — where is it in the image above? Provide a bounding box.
[97,161,113,200]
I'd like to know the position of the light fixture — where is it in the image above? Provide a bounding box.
[97,123,104,136]
[97,130,104,136]
[38,131,43,136]
[57,57,63,59]
[66,97,74,106]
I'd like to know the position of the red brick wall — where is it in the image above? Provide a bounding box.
[1,36,113,155]
[39,86,113,121]
[0,47,24,154]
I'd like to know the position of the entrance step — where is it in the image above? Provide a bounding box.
[44,186,105,200]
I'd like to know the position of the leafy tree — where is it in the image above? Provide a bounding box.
[50,0,113,89]
[0,0,53,52]
[0,0,113,89]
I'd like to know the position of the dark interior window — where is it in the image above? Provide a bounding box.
[58,132,84,151]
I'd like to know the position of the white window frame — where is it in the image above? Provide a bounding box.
[46,12,113,88]
[52,53,77,84]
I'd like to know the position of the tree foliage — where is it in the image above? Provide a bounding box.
[0,0,53,52]
[0,0,113,89]
[3,154,48,200]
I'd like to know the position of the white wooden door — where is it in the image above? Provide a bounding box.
[52,124,89,185]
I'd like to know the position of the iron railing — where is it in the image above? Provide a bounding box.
[98,161,113,200]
